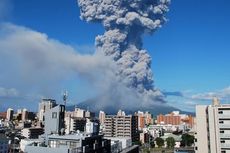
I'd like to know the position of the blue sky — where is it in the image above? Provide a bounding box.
[0,0,230,112]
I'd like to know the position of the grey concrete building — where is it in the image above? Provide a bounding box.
[38,99,57,122]
[44,105,65,135]
[24,134,111,153]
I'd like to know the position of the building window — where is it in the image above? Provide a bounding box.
[52,112,57,119]
[219,121,224,124]
[221,140,225,143]
[221,151,226,153]
[220,130,224,133]
[219,111,223,114]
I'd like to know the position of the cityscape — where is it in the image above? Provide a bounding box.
[0,0,230,153]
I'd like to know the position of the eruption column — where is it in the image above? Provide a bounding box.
[78,0,170,103]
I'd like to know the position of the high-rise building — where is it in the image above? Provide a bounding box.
[195,98,230,153]
[99,111,105,125]
[85,119,99,135]
[103,110,139,143]
[6,108,14,121]
[85,110,95,119]
[144,111,153,125]
[74,108,85,118]
[38,99,57,122]
[135,111,145,130]
[44,105,65,135]
[22,108,28,121]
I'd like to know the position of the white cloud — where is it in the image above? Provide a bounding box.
[0,23,114,85]
[0,23,117,107]
[0,23,166,110]
[0,87,19,97]
[191,86,230,101]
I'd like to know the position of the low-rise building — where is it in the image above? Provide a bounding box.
[21,127,44,139]
[24,133,111,153]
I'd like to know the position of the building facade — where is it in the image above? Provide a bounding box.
[6,108,14,121]
[157,111,194,128]
[24,134,111,153]
[38,99,57,122]
[21,127,44,139]
[196,98,230,153]
[103,111,139,143]
[44,105,65,135]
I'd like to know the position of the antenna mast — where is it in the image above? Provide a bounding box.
[63,90,68,106]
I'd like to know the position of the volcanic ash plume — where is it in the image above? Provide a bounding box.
[78,0,170,105]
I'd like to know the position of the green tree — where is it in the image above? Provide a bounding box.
[180,133,194,147]
[166,137,175,148]
[155,137,164,148]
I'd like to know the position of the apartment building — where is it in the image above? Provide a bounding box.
[103,110,139,143]
[157,111,194,128]
[21,127,44,139]
[196,98,230,153]
[38,99,57,122]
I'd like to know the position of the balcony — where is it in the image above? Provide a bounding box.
[218,114,230,119]
[221,143,230,148]
[220,133,230,138]
[219,124,230,128]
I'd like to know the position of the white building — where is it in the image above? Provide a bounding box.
[22,108,28,121]
[23,133,111,153]
[38,99,57,122]
[85,119,98,135]
[44,105,65,135]
[196,98,230,153]
[21,127,44,139]
[6,108,14,121]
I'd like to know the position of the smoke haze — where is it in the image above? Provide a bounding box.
[0,0,171,110]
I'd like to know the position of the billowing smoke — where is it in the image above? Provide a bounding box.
[78,0,170,105]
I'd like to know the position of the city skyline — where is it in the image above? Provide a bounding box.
[0,0,230,112]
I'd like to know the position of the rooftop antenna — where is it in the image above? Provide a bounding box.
[63,90,68,106]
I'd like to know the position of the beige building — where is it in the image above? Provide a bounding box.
[196,98,230,153]
[99,111,105,125]
[103,110,139,142]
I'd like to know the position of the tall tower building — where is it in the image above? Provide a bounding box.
[6,108,14,121]
[22,108,28,121]
[44,105,65,135]
[195,98,230,153]
[103,110,139,143]
[38,99,57,122]
[99,111,105,125]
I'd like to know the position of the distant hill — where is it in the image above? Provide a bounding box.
[66,97,195,116]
